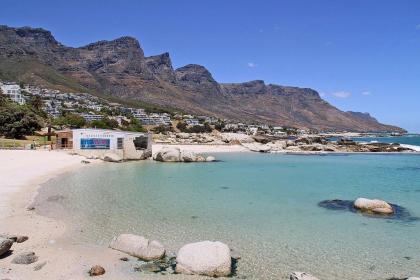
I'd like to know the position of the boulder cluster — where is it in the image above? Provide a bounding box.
[153,147,216,163]
[0,234,39,266]
[109,234,233,277]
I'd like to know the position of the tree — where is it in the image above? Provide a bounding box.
[29,95,44,111]
[53,113,86,128]
[0,100,43,139]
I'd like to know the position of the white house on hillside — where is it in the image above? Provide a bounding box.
[0,83,25,105]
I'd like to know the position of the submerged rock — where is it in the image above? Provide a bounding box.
[12,251,38,264]
[354,197,394,215]
[0,237,13,256]
[176,241,231,277]
[109,234,165,261]
[318,199,418,222]
[290,271,320,280]
[89,265,105,276]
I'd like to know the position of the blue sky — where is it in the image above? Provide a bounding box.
[1,1,419,132]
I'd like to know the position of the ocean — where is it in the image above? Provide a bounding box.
[37,152,420,279]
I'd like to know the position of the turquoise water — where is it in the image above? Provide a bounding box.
[330,134,420,146]
[38,153,420,279]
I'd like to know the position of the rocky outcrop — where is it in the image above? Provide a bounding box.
[12,251,38,264]
[290,272,320,280]
[0,237,13,256]
[354,198,394,215]
[109,234,165,261]
[0,25,406,132]
[176,241,231,277]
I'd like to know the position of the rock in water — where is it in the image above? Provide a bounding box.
[206,156,216,162]
[354,197,394,215]
[154,147,181,162]
[109,234,165,261]
[180,150,197,162]
[103,153,122,163]
[290,272,320,280]
[0,237,13,256]
[89,265,105,276]
[12,251,38,264]
[176,241,231,277]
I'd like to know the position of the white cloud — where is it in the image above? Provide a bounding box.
[319,92,326,97]
[247,62,257,68]
[332,91,352,98]
[361,91,372,96]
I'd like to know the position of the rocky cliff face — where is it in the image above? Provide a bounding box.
[0,25,405,132]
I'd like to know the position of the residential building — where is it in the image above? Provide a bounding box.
[0,83,25,105]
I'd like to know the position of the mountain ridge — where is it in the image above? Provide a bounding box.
[0,25,405,132]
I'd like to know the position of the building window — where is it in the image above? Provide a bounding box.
[117,138,123,149]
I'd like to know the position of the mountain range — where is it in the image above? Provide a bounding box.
[0,25,404,132]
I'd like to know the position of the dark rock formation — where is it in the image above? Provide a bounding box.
[0,25,406,132]
[318,199,419,222]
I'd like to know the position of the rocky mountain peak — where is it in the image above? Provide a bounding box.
[175,64,221,94]
[145,52,175,82]
[221,80,267,95]
[81,36,144,57]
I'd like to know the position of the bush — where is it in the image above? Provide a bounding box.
[88,117,119,130]
[122,118,146,132]
[176,121,212,133]
[153,124,173,134]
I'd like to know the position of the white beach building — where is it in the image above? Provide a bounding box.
[56,128,152,160]
[0,83,25,105]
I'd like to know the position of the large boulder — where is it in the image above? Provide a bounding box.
[290,272,320,280]
[12,251,38,264]
[181,150,198,162]
[109,234,165,261]
[154,147,181,162]
[176,241,231,277]
[242,143,271,153]
[354,198,394,215]
[0,237,13,256]
[103,153,122,163]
